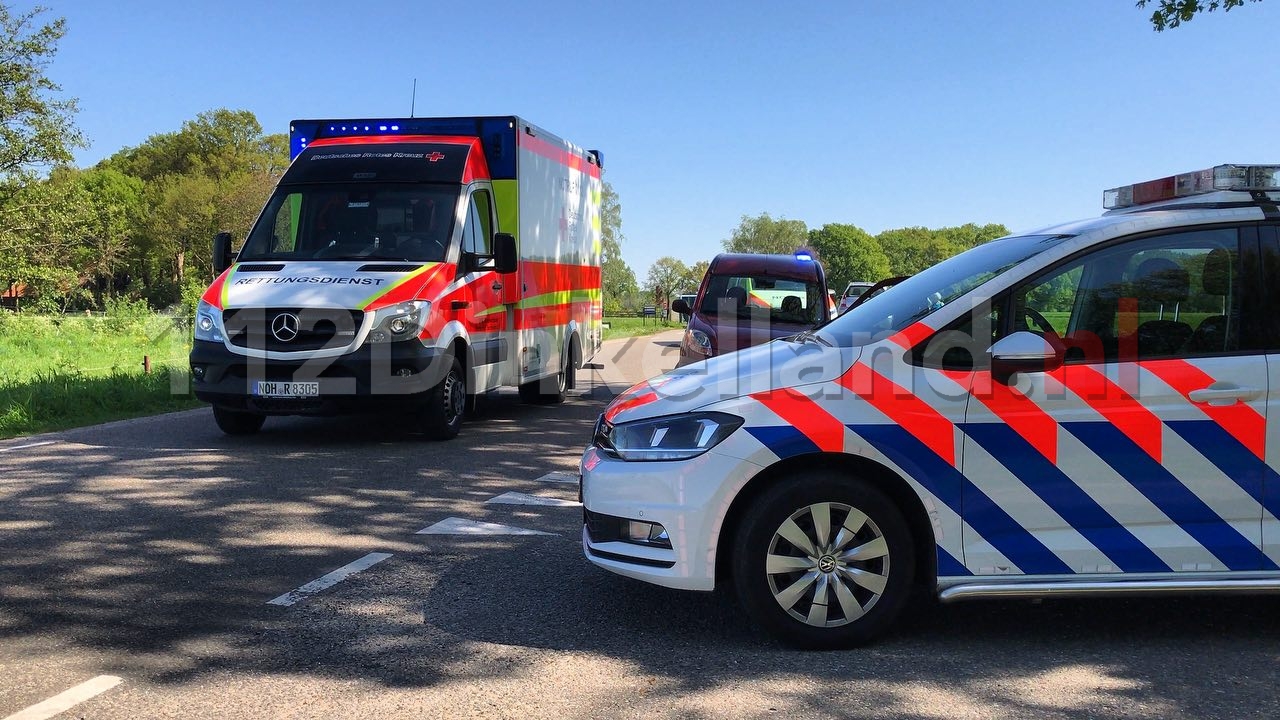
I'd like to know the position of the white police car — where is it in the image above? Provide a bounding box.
[582,165,1280,647]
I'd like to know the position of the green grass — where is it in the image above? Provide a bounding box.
[601,316,683,341]
[0,313,201,439]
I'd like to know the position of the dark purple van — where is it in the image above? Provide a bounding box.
[672,252,830,367]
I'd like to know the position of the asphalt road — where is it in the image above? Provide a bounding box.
[2,330,1279,719]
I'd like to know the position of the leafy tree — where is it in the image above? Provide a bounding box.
[807,223,891,290]
[1137,0,1260,30]
[681,259,710,297]
[599,180,637,310]
[876,227,955,276]
[939,223,1008,252]
[0,4,83,181]
[723,213,808,254]
[76,167,144,302]
[644,256,688,309]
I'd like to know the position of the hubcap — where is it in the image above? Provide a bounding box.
[444,368,464,423]
[765,501,890,628]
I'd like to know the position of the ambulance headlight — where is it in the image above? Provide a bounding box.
[369,300,430,343]
[604,412,743,462]
[194,300,223,342]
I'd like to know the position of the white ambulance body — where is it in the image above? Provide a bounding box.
[190,117,603,438]
[582,164,1280,647]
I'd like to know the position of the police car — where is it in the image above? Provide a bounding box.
[581,164,1280,648]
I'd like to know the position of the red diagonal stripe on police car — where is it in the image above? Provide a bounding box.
[887,321,934,350]
[945,370,1059,464]
[840,362,955,465]
[1047,364,1163,463]
[1141,359,1266,459]
[749,387,845,452]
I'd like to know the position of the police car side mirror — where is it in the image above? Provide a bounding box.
[493,233,517,274]
[213,231,234,276]
[989,331,1061,384]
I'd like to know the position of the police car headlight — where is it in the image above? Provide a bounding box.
[686,329,712,356]
[606,412,743,462]
[194,300,223,342]
[369,300,430,343]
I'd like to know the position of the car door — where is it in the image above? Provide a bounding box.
[1260,224,1280,567]
[960,225,1270,576]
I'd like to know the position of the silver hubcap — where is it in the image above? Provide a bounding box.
[443,369,464,423]
[765,501,891,628]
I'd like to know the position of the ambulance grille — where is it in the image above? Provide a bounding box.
[222,308,364,352]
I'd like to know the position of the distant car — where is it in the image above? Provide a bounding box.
[837,281,876,314]
[672,252,830,367]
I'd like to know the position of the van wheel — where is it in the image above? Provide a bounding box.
[731,471,914,649]
[212,406,265,435]
[518,356,571,405]
[420,353,465,440]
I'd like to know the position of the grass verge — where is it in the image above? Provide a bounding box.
[602,316,684,342]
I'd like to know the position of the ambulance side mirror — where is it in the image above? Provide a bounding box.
[213,232,234,276]
[494,233,517,274]
[989,331,1061,384]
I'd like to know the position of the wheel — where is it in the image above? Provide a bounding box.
[420,353,465,440]
[731,471,915,649]
[212,406,265,435]
[518,353,572,405]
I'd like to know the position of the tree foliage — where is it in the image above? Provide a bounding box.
[1137,0,1260,30]
[807,223,891,291]
[644,256,688,309]
[0,4,82,180]
[599,179,638,312]
[722,213,809,254]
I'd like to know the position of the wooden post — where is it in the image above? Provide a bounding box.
[143,355,152,374]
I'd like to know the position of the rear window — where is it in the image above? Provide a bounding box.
[699,274,824,324]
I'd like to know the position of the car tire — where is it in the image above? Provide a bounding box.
[420,353,465,440]
[212,406,265,436]
[731,470,915,649]
[518,355,571,405]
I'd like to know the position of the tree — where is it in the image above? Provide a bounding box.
[681,260,710,297]
[723,213,809,254]
[876,227,955,276]
[644,256,688,309]
[77,167,144,302]
[940,223,1008,252]
[599,180,637,311]
[0,4,83,181]
[807,223,891,290]
[1137,0,1261,30]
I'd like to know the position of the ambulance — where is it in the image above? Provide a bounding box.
[190,117,603,439]
[582,164,1280,647]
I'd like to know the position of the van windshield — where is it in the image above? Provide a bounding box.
[699,274,824,325]
[238,183,460,263]
[817,234,1069,347]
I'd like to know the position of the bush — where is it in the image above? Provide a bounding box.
[103,296,154,333]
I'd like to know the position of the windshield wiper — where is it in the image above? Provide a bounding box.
[790,329,832,347]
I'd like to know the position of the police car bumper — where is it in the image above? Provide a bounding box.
[189,339,449,415]
[580,445,763,592]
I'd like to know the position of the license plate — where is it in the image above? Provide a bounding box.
[254,381,320,398]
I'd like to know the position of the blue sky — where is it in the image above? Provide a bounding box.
[45,0,1280,278]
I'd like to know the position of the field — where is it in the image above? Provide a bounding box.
[601,316,683,341]
[0,312,200,439]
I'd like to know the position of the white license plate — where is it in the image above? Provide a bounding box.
[254,381,320,398]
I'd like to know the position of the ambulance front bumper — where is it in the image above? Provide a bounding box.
[580,444,765,592]
[189,339,449,415]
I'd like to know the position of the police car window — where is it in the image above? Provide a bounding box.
[1010,228,1240,363]
[819,234,1065,348]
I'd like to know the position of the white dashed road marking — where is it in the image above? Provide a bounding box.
[534,471,579,484]
[3,675,122,720]
[267,552,393,607]
[485,491,581,508]
[0,441,57,454]
[416,517,554,536]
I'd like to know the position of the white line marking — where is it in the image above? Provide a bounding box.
[486,491,581,508]
[0,441,56,454]
[534,471,579,484]
[3,675,123,720]
[416,517,554,536]
[266,552,393,607]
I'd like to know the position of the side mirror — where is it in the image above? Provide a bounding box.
[213,232,234,276]
[672,299,692,315]
[989,331,1062,384]
[494,233,517,274]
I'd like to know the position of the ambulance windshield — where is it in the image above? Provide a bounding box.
[817,233,1069,347]
[239,183,459,263]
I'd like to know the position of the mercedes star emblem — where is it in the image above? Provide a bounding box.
[271,312,300,342]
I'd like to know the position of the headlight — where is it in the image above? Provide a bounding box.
[686,329,712,356]
[602,412,743,462]
[368,300,431,343]
[194,300,223,342]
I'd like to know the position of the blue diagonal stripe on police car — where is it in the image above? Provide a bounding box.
[1167,420,1279,517]
[746,426,820,459]
[850,424,1071,575]
[964,423,1170,573]
[1062,422,1267,571]
[937,547,971,577]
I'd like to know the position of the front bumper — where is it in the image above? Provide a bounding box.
[189,339,449,415]
[579,444,764,592]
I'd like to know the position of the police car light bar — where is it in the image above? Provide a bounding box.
[1104,164,1280,210]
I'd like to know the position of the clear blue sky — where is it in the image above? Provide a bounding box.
[45,0,1280,278]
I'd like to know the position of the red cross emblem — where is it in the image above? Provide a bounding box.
[426,152,445,162]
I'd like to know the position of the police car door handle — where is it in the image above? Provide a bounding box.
[1188,384,1262,406]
